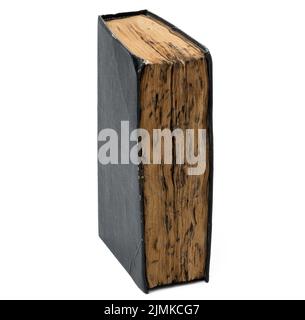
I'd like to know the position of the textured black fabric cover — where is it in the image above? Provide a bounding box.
[98,10,213,293]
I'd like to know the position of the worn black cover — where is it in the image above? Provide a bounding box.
[98,10,213,293]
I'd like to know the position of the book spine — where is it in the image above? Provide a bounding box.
[98,16,148,293]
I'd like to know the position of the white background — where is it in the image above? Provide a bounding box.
[0,0,304,300]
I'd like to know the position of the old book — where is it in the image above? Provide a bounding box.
[98,10,213,292]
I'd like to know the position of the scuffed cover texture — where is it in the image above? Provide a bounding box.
[98,16,148,292]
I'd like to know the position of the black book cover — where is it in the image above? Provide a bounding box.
[98,10,213,293]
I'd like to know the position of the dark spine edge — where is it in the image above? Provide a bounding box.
[98,15,149,293]
[204,51,213,283]
[135,60,149,294]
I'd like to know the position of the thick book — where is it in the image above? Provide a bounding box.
[98,10,213,293]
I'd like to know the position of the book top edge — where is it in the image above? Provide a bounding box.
[99,10,210,65]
